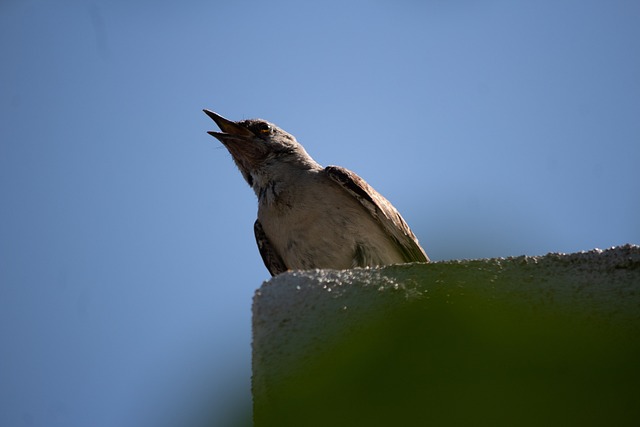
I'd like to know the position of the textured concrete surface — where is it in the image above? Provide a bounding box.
[252,245,640,426]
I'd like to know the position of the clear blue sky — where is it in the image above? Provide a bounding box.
[1,1,638,426]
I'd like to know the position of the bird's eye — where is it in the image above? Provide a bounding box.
[257,123,271,134]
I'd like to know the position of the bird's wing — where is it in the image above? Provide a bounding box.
[325,166,430,263]
[254,219,288,276]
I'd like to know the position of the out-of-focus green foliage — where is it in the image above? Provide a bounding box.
[255,287,640,427]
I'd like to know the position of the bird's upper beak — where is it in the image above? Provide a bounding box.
[204,109,268,174]
[203,109,254,140]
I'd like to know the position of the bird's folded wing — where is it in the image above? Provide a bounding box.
[325,166,429,263]
[254,219,288,276]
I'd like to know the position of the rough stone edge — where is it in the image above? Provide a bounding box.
[252,244,640,410]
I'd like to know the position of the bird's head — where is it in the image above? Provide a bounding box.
[204,110,318,187]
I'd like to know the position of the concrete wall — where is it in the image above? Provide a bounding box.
[252,245,640,427]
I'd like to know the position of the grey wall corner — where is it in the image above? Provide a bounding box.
[252,245,640,427]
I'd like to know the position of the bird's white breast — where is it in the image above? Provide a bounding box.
[257,170,404,270]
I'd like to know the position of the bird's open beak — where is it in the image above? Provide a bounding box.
[203,109,267,172]
[203,109,254,139]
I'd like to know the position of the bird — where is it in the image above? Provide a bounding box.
[204,109,429,276]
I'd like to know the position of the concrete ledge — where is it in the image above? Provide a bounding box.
[252,245,640,426]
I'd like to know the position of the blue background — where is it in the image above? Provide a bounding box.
[1,1,638,426]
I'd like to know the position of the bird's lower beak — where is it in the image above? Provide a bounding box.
[203,109,254,138]
[203,109,267,173]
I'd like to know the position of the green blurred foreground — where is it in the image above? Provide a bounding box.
[257,291,639,426]
[253,246,640,426]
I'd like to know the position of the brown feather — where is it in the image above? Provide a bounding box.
[254,219,288,276]
[325,166,429,263]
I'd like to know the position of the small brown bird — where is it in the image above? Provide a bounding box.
[204,109,429,276]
